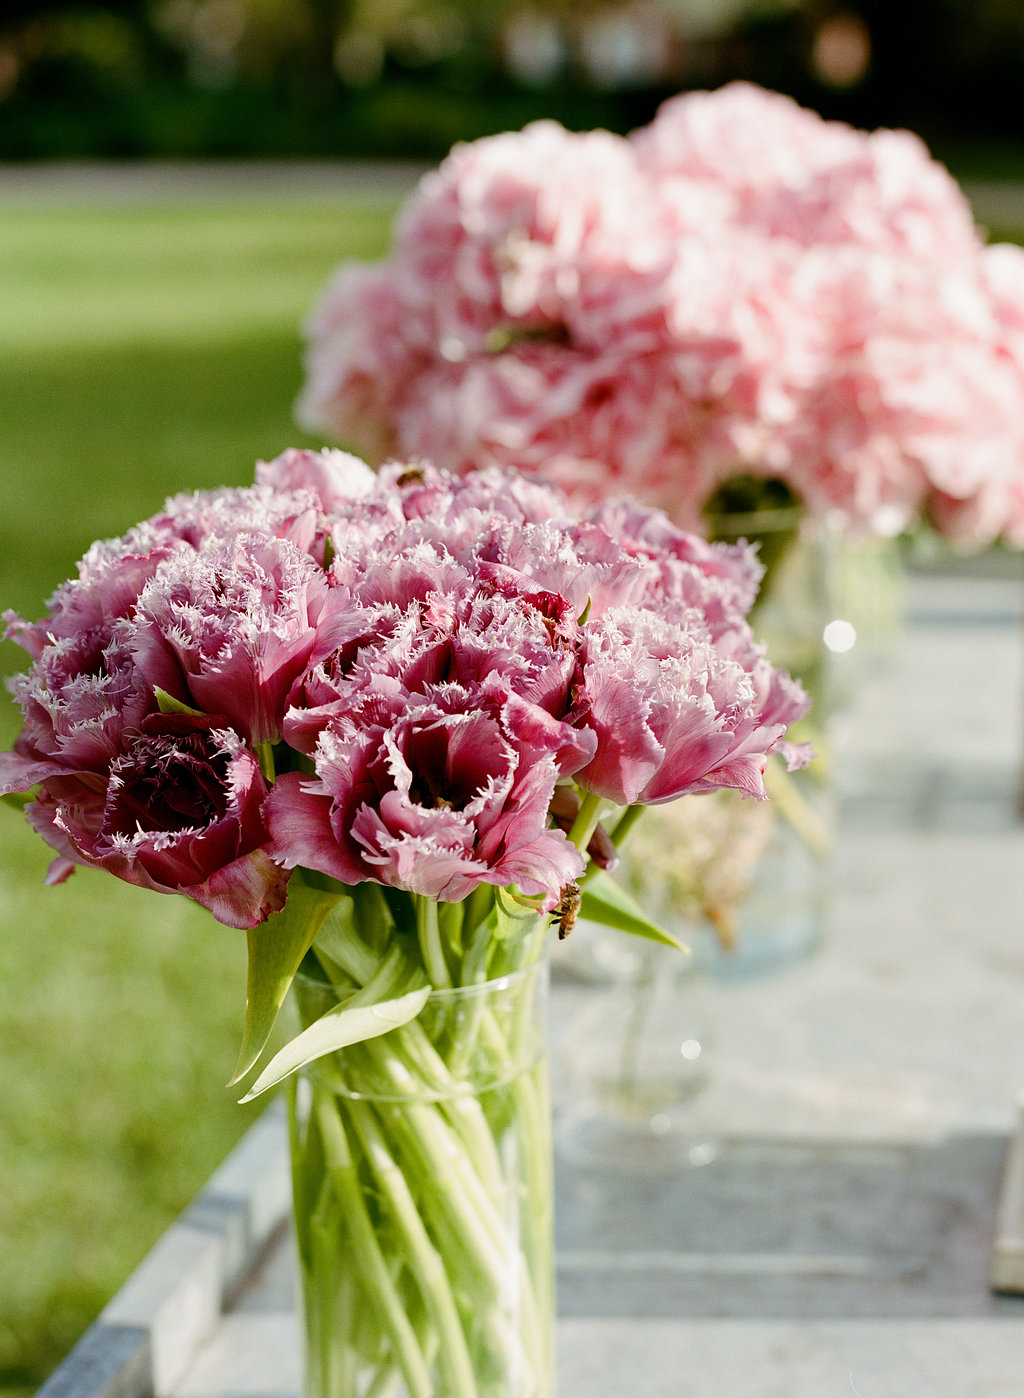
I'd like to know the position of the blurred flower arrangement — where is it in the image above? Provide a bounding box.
[297,81,1024,964]
[0,447,808,1395]
[299,81,1024,551]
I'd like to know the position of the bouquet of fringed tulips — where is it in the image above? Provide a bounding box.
[1,448,808,1398]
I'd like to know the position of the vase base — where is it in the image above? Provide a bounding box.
[555,1103,719,1175]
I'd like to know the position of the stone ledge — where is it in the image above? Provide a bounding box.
[37,1104,290,1398]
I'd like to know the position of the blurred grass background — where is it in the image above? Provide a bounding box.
[0,188,398,1398]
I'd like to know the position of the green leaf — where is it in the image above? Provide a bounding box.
[238,985,431,1102]
[492,885,544,941]
[153,686,207,718]
[579,869,690,954]
[312,897,379,985]
[1,791,33,811]
[228,873,345,1086]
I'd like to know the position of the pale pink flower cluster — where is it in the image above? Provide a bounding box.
[299,82,1024,548]
[1,449,807,928]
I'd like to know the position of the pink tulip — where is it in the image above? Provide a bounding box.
[131,533,346,747]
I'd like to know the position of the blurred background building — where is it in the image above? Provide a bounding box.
[2,0,1024,171]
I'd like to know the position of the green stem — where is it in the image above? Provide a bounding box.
[510,1063,554,1356]
[567,790,605,855]
[292,895,553,1397]
[763,757,832,858]
[346,1034,547,1375]
[363,1367,404,1398]
[460,905,499,985]
[438,899,466,981]
[346,1098,480,1398]
[608,802,644,849]
[387,1027,506,1202]
[255,740,276,784]
[416,894,452,988]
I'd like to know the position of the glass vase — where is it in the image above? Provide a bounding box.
[686,509,902,976]
[287,955,554,1398]
[556,941,717,1174]
[557,512,902,985]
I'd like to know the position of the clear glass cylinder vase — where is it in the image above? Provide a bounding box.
[557,514,903,986]
[287,956,554,1398]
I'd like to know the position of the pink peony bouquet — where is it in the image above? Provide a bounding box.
[1,447,808,1091]
[298,82,1024,552]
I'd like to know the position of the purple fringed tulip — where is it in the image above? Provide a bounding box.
[131,533,347,747]
[25,715,286,929]
[255,446,376,513]
[267,684,590,907]
[573,607,809,806]
[3,449,809,929]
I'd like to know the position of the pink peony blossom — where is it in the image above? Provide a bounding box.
[925,242,1024,548]
[298,85,1024,548]
[632,83,979,266]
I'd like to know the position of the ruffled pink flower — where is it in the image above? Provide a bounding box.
[4,543,181,663]
[28,715,286,929]
[130,533,346,747]
[299,85,1024,547]
[120,482,326,562]
[573,606,809,807]
[255,447,376,513]
[0,624,152,794]
[585,497,764,630]
[286,573,585,759]
[267,683,589,906]
[633,83,979,266]
[926,242,1024,548]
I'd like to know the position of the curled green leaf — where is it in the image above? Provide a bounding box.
[229,874,344,1086]
[238,985,431,1102]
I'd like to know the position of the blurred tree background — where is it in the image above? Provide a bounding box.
[2,0,1024,170]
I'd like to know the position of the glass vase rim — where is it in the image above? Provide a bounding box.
[293,949,549,1004]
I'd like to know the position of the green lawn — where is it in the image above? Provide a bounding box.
[0,190,397,1398]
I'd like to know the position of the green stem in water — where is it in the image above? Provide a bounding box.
[313,1089,436,1398]
[346,1098,480,1398]
[763,757,832,859]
